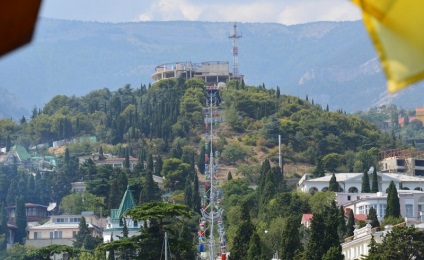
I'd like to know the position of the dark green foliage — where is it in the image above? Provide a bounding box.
[305,204,341,260]
[371,166,379,192]
[329,173,339,192]
[337,206,347,240]
[280,216,301,260]
[367,207,380,229]
[227,171,233,181]
[247,231,263,260]
[362,170,371,193]
[366,226,424,259]
[385,181,401,219]
[139,170,162,204]
[231,207,254,259]
[14,196,27,244]
[197,145,206,174]
[312,158,325,178]
[322,246,344,260]
[183,175,193,209]
[192,172,201,213]
[0,202,7,251]
[73,216,101,250]
[108,179,121,210]
[346,210,355,238]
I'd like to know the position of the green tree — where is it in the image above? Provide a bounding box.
[385,181,401,219]
[346,210,355,238]
[60,193,105,215]
[367,207,380,229]
[371,166,379,192]
[247,231,263,260]
[73,216,101,250]
[322,246,344,260]
[221,142,247,165]
[312,158,325,178]
[366,226,424,259]
[362,170,371,193]
[337,206,347,240]
[280,216,301,260]
[14,196,27,244]
[322,153,342,173]
[0,202,7,251]
[227,171,233,181]
[231,201,254,260]
[139,170,162,204]
[329,173,339,192]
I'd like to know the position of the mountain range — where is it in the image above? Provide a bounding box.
[0,18,423,119]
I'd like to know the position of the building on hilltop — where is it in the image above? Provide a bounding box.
[103,185,140,242]
[151,61,236,86]
[379,149,424,176]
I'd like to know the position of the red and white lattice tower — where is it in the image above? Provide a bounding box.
[229,22,242,80]
[198,89,227,260]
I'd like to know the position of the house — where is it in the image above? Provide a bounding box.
[26,211,102,248]
[0,145,31,168]
[71,182,87,194]
[95,157,138,171]
[379,149,424,176]
[103,185,140,242]
[338,190,424,220]
[301,214,313,228]
[297,172,424,194]
[6,203,48,224]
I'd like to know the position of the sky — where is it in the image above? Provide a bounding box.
[40,0,361,25]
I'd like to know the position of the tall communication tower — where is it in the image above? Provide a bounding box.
[229,22,242,79]
[198,90,227,260]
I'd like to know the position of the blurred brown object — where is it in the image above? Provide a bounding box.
[0,0,42,57]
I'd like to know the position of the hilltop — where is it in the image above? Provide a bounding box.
[1,19,424,119]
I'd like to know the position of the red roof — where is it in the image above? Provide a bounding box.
[354,214,367,221]
[301,214,313,222]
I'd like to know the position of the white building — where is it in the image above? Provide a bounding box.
[103,185,140,242]
[337,190,424,220]
[297,172,424,194]
[27,211,102,248]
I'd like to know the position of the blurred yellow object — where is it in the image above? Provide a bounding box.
[352,0,424,92]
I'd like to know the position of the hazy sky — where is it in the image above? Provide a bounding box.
[40,0,361,25]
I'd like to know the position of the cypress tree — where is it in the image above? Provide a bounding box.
[15,196,27,244]
[361,170,371,193]
[280,216,301,260]
[231,201,254,260]
[227,171,233,181]
[197,145,206,174]
[367,207,380,229]
[192,172,201,214]
[337,206,347,239]
[247,231,262,260]
[312,158,325,178]
[329,173,339,192]
[346,210,355,238]
[124,148,130,169]
[147,154,154,172]
[305,213,327,260]
[385,181,401,219]
[183,175,193,209]
[156,155,163,176]
[139,170,161,204]
[0,202,7,250]
[371,167,379,193]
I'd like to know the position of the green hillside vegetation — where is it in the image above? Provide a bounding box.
[0,78,414,258]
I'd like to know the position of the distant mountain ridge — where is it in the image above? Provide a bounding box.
[0,18,423,119]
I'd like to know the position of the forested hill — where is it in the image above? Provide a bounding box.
[1,18,424,119]
[1,78,403,178]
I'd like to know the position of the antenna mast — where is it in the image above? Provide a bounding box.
[229,22,242,79]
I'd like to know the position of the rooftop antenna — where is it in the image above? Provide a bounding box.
[229,22,242,79]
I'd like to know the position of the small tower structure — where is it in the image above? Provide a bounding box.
[229,22,242,81]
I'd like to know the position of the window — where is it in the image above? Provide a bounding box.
[134,221,138,227]
[34,232,41,239]
[405,204,414,218]
[73,231,78,238]
[347,196,351,201]
[50,231,62,239]
[379,204,386,218]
